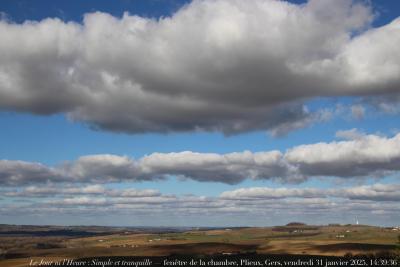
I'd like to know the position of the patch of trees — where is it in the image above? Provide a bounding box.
[36,242,64,249]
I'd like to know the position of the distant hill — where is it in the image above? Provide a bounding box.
[286,222,306,226]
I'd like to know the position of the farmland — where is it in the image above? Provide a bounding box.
[0,224,399,267]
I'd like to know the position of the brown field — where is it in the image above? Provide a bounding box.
[0,224,399,267]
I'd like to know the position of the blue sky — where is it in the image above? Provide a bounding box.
[1,0,399,26]
[0,0,400,226]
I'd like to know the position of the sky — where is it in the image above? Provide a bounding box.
[0,0,400,227]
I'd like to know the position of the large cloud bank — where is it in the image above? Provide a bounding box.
[0,0,399,134]
[1,183,399,226]
[1,131,400,185]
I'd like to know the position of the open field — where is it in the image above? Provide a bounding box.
[0,224,399,267]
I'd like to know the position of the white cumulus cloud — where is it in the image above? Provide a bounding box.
[0,0,399,134]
